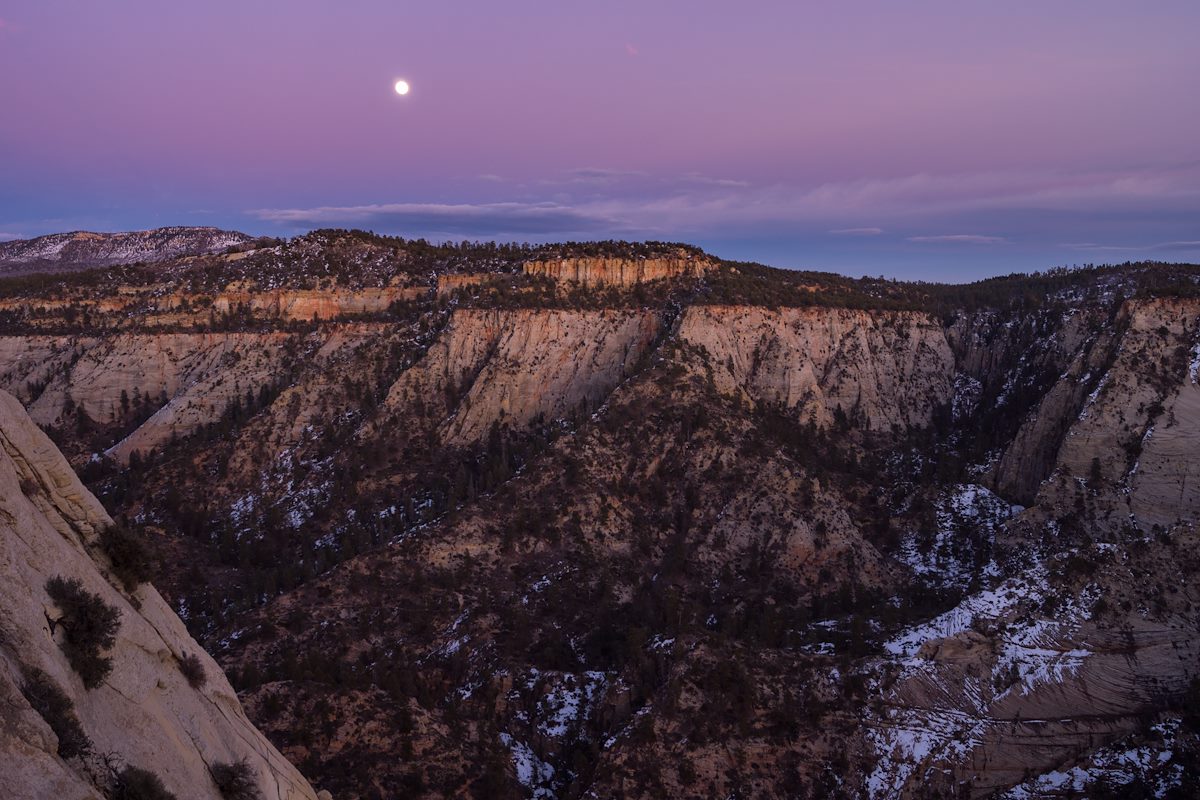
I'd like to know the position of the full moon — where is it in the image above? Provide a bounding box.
[394,80,410,96]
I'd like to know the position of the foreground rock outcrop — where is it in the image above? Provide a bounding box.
[0,390,319,800]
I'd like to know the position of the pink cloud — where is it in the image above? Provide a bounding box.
[908,234,1008,245]
[830,227,884,236]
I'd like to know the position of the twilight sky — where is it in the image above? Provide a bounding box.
[2,1,1199,280]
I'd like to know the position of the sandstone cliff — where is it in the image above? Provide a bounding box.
[1058,299,1200,528]
[383,308,663,444]
[0,390,319,800]
[861,297,1200,798]
[680,305,955,431]
[523,254,712,287]
[3,240,1199,799]
[212,286,424,321]
[0,333,299,463]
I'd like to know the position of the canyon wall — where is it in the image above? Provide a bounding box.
[679,305,956,431]
[212,286,424,321]
[383,308,663,444]
[523,255,712,287]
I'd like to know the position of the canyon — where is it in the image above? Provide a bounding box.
[0,230,1197,798]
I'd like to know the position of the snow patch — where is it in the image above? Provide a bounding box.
[499,733,555,799]
[1078,372,1109,420]
[1003,719,1184,799]
[885,560,1047,657]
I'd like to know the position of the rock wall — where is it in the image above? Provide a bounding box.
[212,287,424,321]
[678,305,956,431]
[873,617,1198,797]
[523,255,712,287]
[1050,298,1200,528]
[383,308,663,444]
[0,333,297,463]
[0,390,319,800]
[435,273,496,297]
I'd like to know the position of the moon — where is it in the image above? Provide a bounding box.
[394,79,410,96]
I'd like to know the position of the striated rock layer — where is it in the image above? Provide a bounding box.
[523,254,713,287]
[680,305,956,431]
[212,286,425,321]
[382,308,663,444]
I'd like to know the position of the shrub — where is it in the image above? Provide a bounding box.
[99,525,155,592]
[211,759,263,800]
[114,766,177,800]
[45,576,121,689]
[20,667,93,759]
[178,652,207,689]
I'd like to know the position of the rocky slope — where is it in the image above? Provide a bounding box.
[1,232,1199,798]
[0,227,254,275]
[0,390,321,799]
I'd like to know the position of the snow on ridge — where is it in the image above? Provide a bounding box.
[0,226,252,268]
[884,566,1034,657]
[537,671,608,739]
[1002,719,1184,799]
[873,571,1099,797]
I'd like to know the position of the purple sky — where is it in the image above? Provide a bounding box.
[2,1,1198,279]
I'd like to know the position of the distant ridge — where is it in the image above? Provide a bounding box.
[0,226,253,275]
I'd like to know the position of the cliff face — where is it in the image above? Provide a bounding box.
[1051,299,1200,526]
[523,254,712,286]
[212,286,424,321]
[0,333,299,463]
[383,308,663,444]
[860,296,1200,798]
[0,390,318,800]
[680,306,956,431]
[0,304,958,469]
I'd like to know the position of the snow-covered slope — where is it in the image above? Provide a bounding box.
[0,227,253,275]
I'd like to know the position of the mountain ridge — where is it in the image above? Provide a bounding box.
[0,226,256,276]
